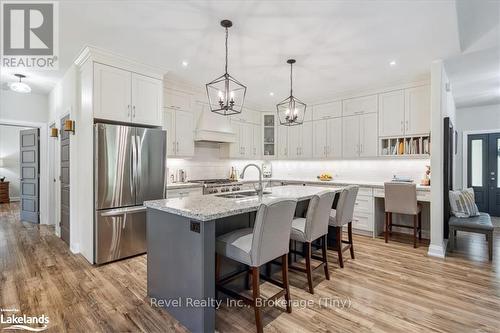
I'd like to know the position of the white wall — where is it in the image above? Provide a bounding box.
[455,103,500,189]
[0,125,30,200]
[428,60,456,258]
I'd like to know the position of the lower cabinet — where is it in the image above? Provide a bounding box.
[351,187,374,232]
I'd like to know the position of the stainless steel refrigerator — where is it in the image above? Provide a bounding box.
[94,123,166,264]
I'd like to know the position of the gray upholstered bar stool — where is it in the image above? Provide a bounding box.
[384,182,422,248]
[215,198,297,333]
[289,191,336,294]
[328,185,359,268]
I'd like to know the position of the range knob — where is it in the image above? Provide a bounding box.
[213,189,219,193]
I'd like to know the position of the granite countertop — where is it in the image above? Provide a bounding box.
[165,182,203,190]
[145,185,342,222]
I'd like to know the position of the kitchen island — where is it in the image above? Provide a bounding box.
[144,185,342,332]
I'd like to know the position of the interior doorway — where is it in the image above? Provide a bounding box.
[467,132,500,217]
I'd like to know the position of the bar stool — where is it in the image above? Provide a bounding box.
[328,185,359,268]
[384,182,422,248]
[289,190,336,294]
[215,198,297,333]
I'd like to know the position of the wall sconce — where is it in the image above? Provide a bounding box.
[50,127,59,138]
[63,119,75,134]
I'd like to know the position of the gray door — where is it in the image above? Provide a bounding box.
[135,128,166,204]
[488,133,500,216]
[95,124,135,209]
[19,128,40,223]
[60,116,70,244]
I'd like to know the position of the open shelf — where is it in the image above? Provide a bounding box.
[380,135,430,156]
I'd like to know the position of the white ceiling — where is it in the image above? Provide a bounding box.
[0,0,461,109]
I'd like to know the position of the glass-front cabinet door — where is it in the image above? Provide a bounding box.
[262,113,276,159]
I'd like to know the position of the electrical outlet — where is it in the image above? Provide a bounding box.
[190,221,200,233]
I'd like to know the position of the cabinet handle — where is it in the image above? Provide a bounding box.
[172,141,176,153]
[176,142,179,152]
[406,120,409,131]
[360,143,363,153]
[133,105,136,118]
[127,105,131,117]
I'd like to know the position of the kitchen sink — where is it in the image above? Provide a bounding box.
[215,190,271,199]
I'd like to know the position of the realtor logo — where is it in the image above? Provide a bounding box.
[1,1,59,69]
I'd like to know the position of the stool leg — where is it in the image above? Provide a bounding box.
[413,214,417,248]
[348,222,355,259]
[336,227,344,268]
[252,266,263,333]
[389,212,393,236]
[418,211,422,240]
[321,235,330,280]
[305,242,314,294]
[384,212,389,243]
[282,254,292,313]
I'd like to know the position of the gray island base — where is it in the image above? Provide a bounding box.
[145,186,342,332]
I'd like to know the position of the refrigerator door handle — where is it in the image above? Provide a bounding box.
[100,206,147,217]
[131,134,137,197]
[136,135,142,196]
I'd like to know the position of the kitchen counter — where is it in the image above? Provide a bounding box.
[146,185,342,222]
[145,185,342,332]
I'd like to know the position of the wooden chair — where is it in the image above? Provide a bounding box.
[215,198,297,333]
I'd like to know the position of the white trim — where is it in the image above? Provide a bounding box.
[0,118,49,226]
[9,197,20,202]
[427,240,447,258]
[462,128,500,190]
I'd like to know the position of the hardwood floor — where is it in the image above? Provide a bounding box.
[1,202,499,332]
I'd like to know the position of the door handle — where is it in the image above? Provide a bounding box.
[127,105,131,117]
[133,106,136,118]
[136,135,142,193]
[176,142,179,153]
[101,206,147,217]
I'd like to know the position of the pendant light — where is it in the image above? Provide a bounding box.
[206,19,247,116]
[10,74,31,93]
[276,59,306,126]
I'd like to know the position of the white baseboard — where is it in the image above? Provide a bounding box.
[427,240,447,258]
[70,243,80,254]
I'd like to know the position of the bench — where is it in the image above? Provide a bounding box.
[448,213,494,260]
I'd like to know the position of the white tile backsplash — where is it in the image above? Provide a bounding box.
[168,142,430,183]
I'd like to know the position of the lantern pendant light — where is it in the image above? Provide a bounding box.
[206,20,247,116]
[276,59,306,126]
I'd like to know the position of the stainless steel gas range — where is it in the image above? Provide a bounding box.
[190,179,244,195]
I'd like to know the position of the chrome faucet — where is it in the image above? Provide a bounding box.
[240,163,264,199]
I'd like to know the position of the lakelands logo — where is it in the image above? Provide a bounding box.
[1,1,59,69]
[0,311,49,332]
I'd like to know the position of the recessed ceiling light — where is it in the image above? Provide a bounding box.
[269,92,274,96]
[181,60,189,67]
[389,60,397,67]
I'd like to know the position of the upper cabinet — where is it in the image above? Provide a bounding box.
[163,88,192,112]
[288,122,313,159]
[379,86,430,137]
[262,114,276,158]
[378,90,405,137]
[93,63,162,126]
[404,85,430,135]
[163,109,194,157]
[342,94,378,117]
[343,113,378,158]
[313,117,342,159]
[312,101,341,120]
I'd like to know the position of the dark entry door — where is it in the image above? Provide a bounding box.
[467,133,500,216]
[488,133,500,216]
[19,128,40,223]
[60,116,70,244]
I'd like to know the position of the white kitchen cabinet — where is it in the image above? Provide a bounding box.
[252,124,261,158]
[313,118,342,158]
[360,113,378,157]
[262,114,277,158]
[378,90,405,137]
[163,109,194,157]
[342,115,360,158]
[94,63,162,126]
[163,88,192,111]
[131,73,162,126]
[94,63,131,123]
[288,122,312,159]
[166,187,202,199]
[342,94,378,117]
[229,121,253,158]
[277,125,288,159]
[405,85,430,135]
[312,101,342,120]
[342,113,378,158]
